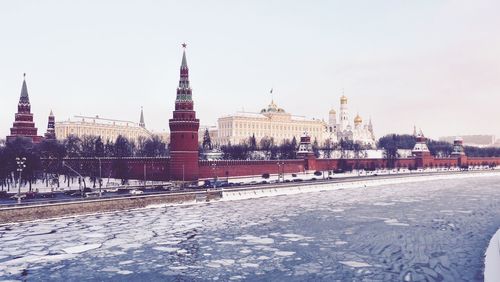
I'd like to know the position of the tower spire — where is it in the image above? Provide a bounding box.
[139,106,145,128]
[176,43,192,101]
[20,73,29,102]
[181,43,188,68]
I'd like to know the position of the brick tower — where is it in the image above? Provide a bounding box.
[44,110,56,140]
[7,74,43,143]
[169,44,200,181]
[412,129,432,168]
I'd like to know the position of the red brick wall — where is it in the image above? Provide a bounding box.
[44,155,500,182]
[198,159,306,179]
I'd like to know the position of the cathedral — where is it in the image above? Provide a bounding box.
[328,95,376,147]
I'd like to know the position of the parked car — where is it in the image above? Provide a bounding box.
[25,191,38,199]
[129,189,144,195]
[40,193,56,199]
[84,192,100,198]
[10,194,26,200]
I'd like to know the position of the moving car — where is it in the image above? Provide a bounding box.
[129,189,144,195]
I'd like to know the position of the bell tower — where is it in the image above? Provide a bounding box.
[168,44,200,181]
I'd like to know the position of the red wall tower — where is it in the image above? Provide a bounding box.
[169,44,200,181]
[44,110,56,140]
[7,74,43,143]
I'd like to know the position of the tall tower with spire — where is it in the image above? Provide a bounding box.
[139,107,146,128]
[339,93,349,131]
[168,44,200,181]
[7,74,43,143]
[44,110,56,140]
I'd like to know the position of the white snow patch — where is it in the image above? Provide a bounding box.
[282,234,310,242]
[236,235,274,245]
[241,263,259,268]
[216,241,242,245]
[82,233,106,238]
[384,219,410,227]
[373,202,395,206]
[153,246,180,252]
[62,243,101,254]
[484,229,500,282]
[212,259,235,266]
[339,261,372,268]
[275,251,295,256]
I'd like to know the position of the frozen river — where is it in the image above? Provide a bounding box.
[1,175,499,281]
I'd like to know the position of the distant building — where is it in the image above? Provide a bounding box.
[439,135,496,148]
[216,99,328,146]
[55,111,151,142]
[7,74,44,143]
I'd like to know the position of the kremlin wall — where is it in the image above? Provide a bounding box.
[54,136,500,182]
[7,47,500,183]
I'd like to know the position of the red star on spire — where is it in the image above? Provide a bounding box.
[182,42,187,48]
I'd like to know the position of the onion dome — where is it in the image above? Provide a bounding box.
[329,108,337,115]
[340,95,348,104]
[354,113,362,125]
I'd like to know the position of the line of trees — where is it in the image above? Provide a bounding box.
[377,134,500,158]
[220,136,300,160]
[217,135,374,160]
[0,135,168,191]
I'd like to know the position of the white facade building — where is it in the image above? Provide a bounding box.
[216,100,328,146]
[55,112,151,142]
[328,95,376,147]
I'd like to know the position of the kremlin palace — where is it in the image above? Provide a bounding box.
[216,100,327,146]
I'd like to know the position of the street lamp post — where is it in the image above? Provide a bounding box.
[97,157,102,197]
[277,161,284,182]
[63,161,86,197]
[16,157,26,204]
[144,163,147,187]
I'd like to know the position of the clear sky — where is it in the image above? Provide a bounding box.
[1,0,499,140]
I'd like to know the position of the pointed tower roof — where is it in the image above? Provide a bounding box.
[176,43,192,101]
[181,43,188,68]
[49,109,54,116]
[139,107,145,128]
[20,73,30,103]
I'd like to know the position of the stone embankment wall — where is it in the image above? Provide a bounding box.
[0,192,221,224]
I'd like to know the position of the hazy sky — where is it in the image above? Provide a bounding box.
[1,0,499,140]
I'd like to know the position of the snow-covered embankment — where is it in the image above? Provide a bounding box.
[221,171,500,201]
[485,228,500,282]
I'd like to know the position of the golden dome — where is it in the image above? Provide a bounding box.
[354,114,362,124]
[340,95,348,104]
[329,108,336,114]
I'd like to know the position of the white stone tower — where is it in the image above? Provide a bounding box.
[339,94,349,131]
